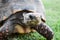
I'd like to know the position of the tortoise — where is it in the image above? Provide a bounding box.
[0,0,54,40]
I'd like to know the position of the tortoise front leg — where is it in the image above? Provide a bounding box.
[33,22,54,40]
[0,21,15,40]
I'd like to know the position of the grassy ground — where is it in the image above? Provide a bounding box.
[42,0,60,40]
[8,0,60,40]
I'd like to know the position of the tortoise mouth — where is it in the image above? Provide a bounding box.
[26,19,39,26]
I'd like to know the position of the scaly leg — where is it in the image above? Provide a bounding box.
[33,22,54,40]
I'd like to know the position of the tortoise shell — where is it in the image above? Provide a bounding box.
[0,0,54,40]
[0,0,46,22]
[0,0,47,34]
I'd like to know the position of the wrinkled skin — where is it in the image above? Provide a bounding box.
[0,0,54,40]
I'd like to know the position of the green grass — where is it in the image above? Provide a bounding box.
[8,0,60,40]
[42,0,60,40]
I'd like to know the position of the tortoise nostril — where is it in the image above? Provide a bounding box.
[29,15,35,20]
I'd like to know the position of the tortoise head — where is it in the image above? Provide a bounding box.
[15,11,41,26]
[22,12,41,27]
[14,10,41,27]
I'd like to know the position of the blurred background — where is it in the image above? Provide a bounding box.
[8,0,60,40]
[42,0,60,40]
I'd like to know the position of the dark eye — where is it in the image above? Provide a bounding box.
[2,0,8,3]
[29,15,36,20]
